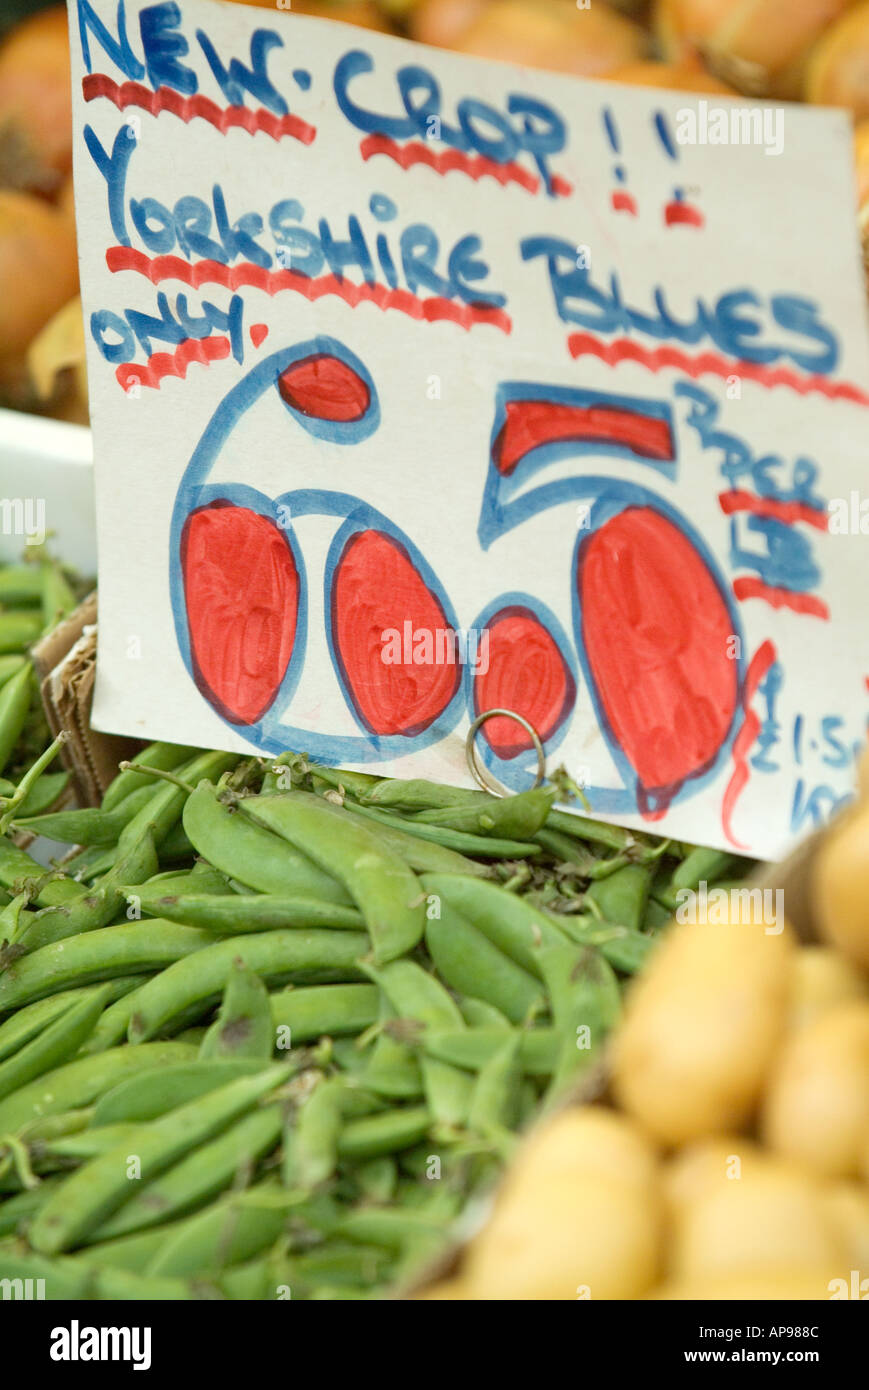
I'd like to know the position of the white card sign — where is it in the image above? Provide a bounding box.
[69,0,869,857]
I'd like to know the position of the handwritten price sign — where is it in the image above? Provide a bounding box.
[70,0,869,857]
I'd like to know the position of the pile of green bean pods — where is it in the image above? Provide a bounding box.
[0,742,753,1300]
[0,549,85,811]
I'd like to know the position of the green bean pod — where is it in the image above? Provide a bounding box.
[331,800,492,877]
[336,1106,431,1161]
[183,779,352,904]
[0,985,111,1101]
[127,929,370,1043]
[198,961,273,1060]
[30,1063,290,1252]
[270,983,379,1045]
[133,891,365,934]
[347,800,540,860]
[413,786,556,839]
[91,1104,283,1241]
[0,664,33,774]
[241,791,425,965]
[0,919,210,1013]
[100,742,201,812]
[91,1058,271,1126]
[424,904,543,1025]
[283,1075,344,1190]
[14,785,157,846]
[0,1041,196,1134]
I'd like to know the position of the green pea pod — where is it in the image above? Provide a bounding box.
[334,1204,447,1250]
[283,1074,344,1190]
[198,961,274,1060]
[533,827,599,873]
[658,846,739,909]
[91,1103,283,1241]
[0,984,112,1101]
[361,995,424,1101]
[183,779,352,905]
[550,910,657,974]
[424,903,543,1025]
[91,1058,270,1126]
[420,873,567,979]
[466,1033,523,1136]
[336,1105,431,1161]
[270,983,379,1045]
[348,801,540,860]
[37,1124,143,1163]
[0,836,82,906]
[0,664,33,775]
[31,1062,290,1253]
[39,554,78,630]
[0,567,43,604]
[0,613,41,654]
[128,864,235,899]
[354,1157,398,1204]
[0,919,210,1013]
[538,943,621,1100]
[0,1042,196,1134]
[0,1177,63,1237]
[362,778,491,811]
[70,1221,178,1274]
[585,863,652,932]
[458,996,512,1029]
[307,764,383,799]
[241,791,425,965]
[362,961,469,1125]
[13,828,160,956]
[127,929,369,1043]
[101,742,201,812]
[545,807,639,854]
[420,1027,558,1077]
[14,785,157,846]
[322,799,492,877]
[0,1251,92,1299]
[146,1184,289,1276]
[0,989,100,1063]
[107,750,238,867]
[133,891,364,934]
[157,821,194,862]
[412,786,556,840]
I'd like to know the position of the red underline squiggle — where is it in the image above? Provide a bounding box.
[721,640,777,851]
[732,578,830,620]
[82,74,317,145]
[116,336,230,391]
[106,246,512,335]
[718,490,829,531]
[567,332,869,406]
[358,133,571,197]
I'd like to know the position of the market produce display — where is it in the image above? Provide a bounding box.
[0,737,758,1299]
[2,0,868,421]
[420,806,869,1300]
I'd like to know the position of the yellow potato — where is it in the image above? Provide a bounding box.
[761,1001,869,1179]
[611,916,794,1144]
[822,1182,869,1270]
[463,1174,661,1300]
[648,1268,837,1300]
[812,802,869,971]
[662,1135,769,1216]
[670,1166,846,1283]
[788,946,868,1032]
[500,1105,659,1201]
[412,1278,475,1300]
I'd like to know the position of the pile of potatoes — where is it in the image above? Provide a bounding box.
[419,771,869,1300]
[3,0,869,423]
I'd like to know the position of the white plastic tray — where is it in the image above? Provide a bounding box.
[0,408,96,573]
